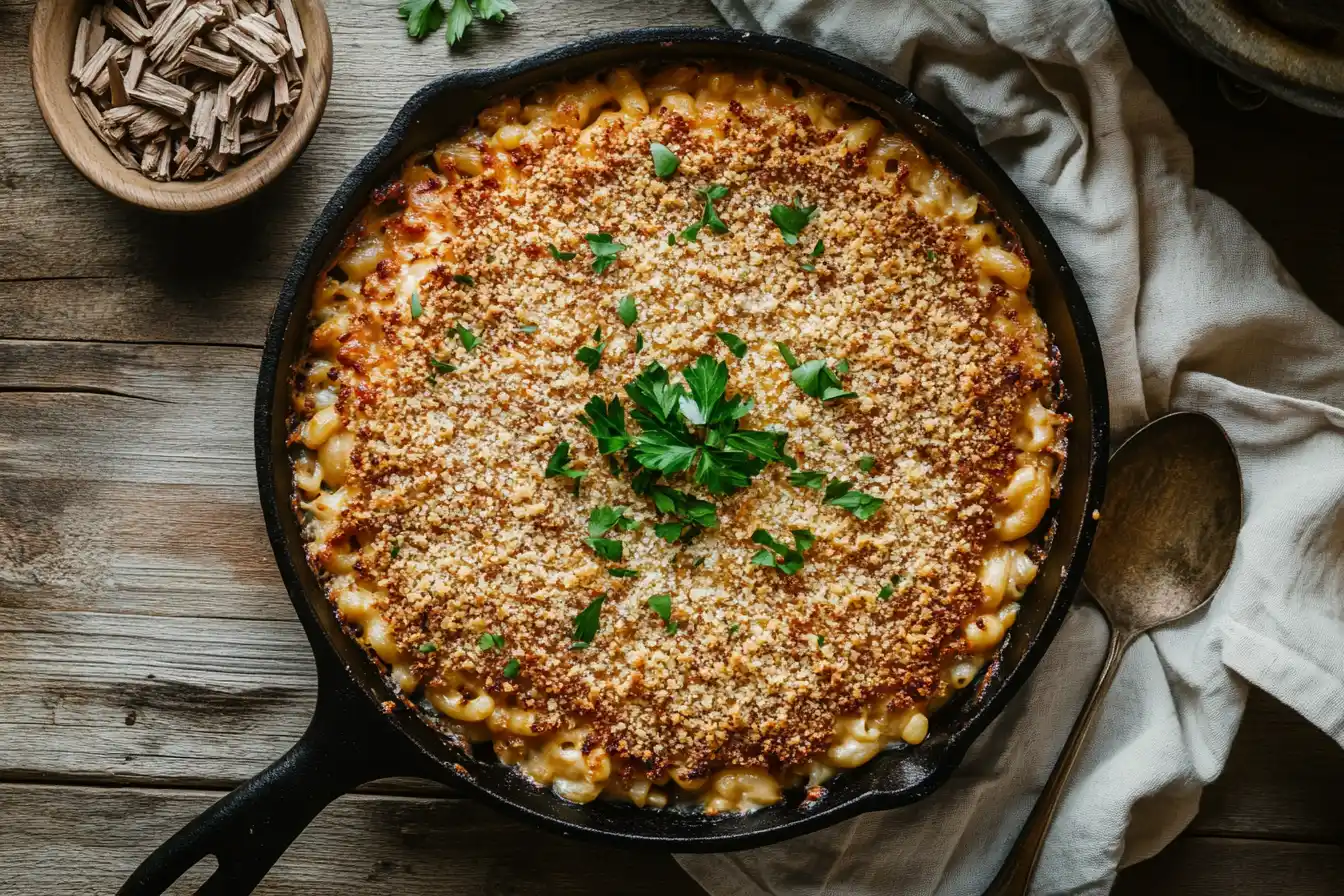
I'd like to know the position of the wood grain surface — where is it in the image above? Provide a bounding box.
[1,0,1341,893]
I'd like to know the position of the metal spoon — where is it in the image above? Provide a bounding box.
[983,410,1243,896]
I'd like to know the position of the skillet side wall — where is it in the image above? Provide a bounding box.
[255,28,1109,850]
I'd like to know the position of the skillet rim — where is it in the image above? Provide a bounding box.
[255,25,1109,850]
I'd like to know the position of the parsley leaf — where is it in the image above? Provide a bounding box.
[410,292,423,319]
[927,249,938,262]
[716,332,748,359]
[428,357,458,374]
[769,195,817,245]
[823,480,885,520]
[625,361,687,425]
[588,505,637,537]
[452,324,479,351]
[858,455,876,473]
[811,239,824,257]
[398,0,443,39]
[576,328,606,372]
[632,427,699,474]
[650,486,719,530]
[475,0,517,22]
[680,355,729,426]
[617,295,637,327]
[547,243,576,261]
[453,274,475,287]
[518,324,539,333]
[878,583,894,600]
[571,594,606,649]
[443,0,473,46]
[801,262,816,272]
[584,537,623,561]
[654,521,685,543]
[775,342,800,370]
[477,633,505,651]
[650,142,679,178]
[580,396,632,454]
[390,540,401,559]
[502,658,521,677]
[789,469,827,489]
[636,332,645,353]
[607,568,640,578]
[544,441,587,484]
[728,622,740,635]
[418,642,437,653]
[647,594,677,634]
[667,233,676,246]
[682,184,730,242]
[791,359,856,402]
[750,528,814,575]
[585,232,628,274]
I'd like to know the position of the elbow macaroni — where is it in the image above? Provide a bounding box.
[289,63,1064,815]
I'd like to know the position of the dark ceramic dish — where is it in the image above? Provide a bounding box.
[120,28,1109,896]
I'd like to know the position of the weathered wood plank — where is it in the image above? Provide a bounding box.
[1113,837,1344,895]
[0,783,705,896]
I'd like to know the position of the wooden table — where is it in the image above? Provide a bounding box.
[3,2,1341,893]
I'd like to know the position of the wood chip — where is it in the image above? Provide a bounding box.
[274,0,305,59]
[128,70,193,117]
[77,38,124,89]
[72,17,92,79]
[107,58,129,108]
[125,46,147,91]
[104,5,149,43]
[182,42,242,77]
[66,0,306,182]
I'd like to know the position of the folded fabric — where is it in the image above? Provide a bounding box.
[677,1,1344,893]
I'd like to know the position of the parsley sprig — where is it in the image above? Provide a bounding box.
[398,0,516,48]
[750,528,815,575]
[776,342,856,402]
[648,594,677,634]
[576,327,606,372]
[682,184,730,242]
[769,195,817,245]
[823,480,885,520]
[585,232,628,274]
[571,594,606,649]
[544,441,587,493]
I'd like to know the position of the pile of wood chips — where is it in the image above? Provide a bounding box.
[69,0,307,182]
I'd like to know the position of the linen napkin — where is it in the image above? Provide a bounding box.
[677,1,1344,893]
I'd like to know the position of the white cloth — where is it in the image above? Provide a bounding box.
[678,1,1344,893]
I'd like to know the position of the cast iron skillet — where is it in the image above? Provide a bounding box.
[120,27,1109,896]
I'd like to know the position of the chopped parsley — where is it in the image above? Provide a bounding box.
[607,567,640,578]
[715,332,748,359]
[570,594,606,649]
[453,274,475,287]
[750,528,815,575]
[927,249,938,262]
[588,505,637,537]
[769,195,817,245]
[418,642,437,653]
[585,232,628,274]
[650,142,679,178]
[647,593,677,634]
[518,324,539,333]
[451,324,479,351]
[811,239,824,257]
[636,331,645,353]
[790,358,856,402]
[477,632,505,651]
[583,537,623,561]
[692,556,706,568]
[823,480,885,520]
[667,233,676,246]
[502,658,521,678]
[576,327,606,372]
[682,184,730,242]
[547,243,576,261]
[728,622,740,635]
[788,470,827,489]
[390,540,401,559]
[801,262,816,273]
[654,521,686,543]
[580,397,632,455]
[428,358,457,374]
[775,342,800,370]
[409,292,423,319]
[877,574,903,601]
[817,635,826,647]
[543,441,587,487]
[617,295,638,327]
[858,455,876,473]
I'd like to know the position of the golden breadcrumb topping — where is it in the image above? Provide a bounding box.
[302,96,1054,776]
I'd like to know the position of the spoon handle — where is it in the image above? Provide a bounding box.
[981,628,1129,896]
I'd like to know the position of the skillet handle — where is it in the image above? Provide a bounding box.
[118,661,427,896]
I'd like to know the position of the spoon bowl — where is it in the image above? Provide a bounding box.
[984,411,1243,896]
[1085,411,1243,637]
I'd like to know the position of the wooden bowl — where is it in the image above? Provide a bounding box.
[29,0,332,214]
